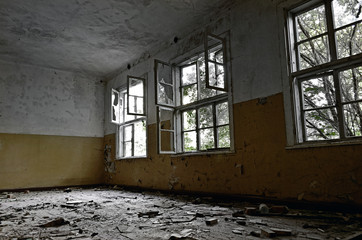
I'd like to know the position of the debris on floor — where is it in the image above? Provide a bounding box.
[0,187,361,239]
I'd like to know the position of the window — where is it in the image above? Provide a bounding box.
[111,76,147,158]
[155,33,232,154]
[287,0,362,143]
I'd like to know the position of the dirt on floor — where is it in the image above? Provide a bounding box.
[0,186,361,240]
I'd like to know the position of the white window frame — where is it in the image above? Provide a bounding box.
[286,0,362,145]
[155,32,234,154]
[111,76,147,159]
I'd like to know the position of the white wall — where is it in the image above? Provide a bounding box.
[0,61,104,137]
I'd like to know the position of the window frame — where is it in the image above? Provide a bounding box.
[155,31,234,155]
[286,0,362,145]
[111,75,148,159]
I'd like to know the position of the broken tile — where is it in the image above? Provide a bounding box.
[244,207,257,215]
[232,227,245,235]
[38,218,69,228]
[261,228,276,238]
[205,218,218,226]
[270,227,292,236]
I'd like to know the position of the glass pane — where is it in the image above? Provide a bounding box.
[111,90,119,122]
[302,76,336,109]
[183,131,197,152]
[199,58,218,99]
[182,84,197,105]
[332,0,362,28]
[161,131,174,152]
[305,108,340,140]
[124,93,135,122]
[340,66,362,102]
[158,84,174,105]
[134,120,147,156]
[200,128,215,150]
[124,142,132,157]
[344,102,362,137]
[157,62,172,85]
[136,97,144,114]
[160,108,174,130]
[124,125,133,141]
[208,44,224,64]
[296,5,327,41]
[181,64,197,85]
[199,105,213,128]
[216,102,229,125]
[298,35,330,70]
[183,110,196,131]
[128,78,144,97]
[208,62,225,89]
[217,125,230,148]
[336,22,362,59]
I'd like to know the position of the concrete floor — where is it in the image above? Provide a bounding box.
[0,187,361,239]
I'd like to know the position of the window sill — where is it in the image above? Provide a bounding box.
[171,149,235,158]
[285,139,362,150]
[116,156,148,161]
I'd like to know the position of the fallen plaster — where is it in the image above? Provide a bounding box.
[0,187,361,239]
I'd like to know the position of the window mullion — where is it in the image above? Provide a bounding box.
[325,0,337,61]
[298,80,307,142]
[213,103,217,148]
[131,124,135,156]
[333,70,346,139]
[196,108,200,151]
[325,1,345,139]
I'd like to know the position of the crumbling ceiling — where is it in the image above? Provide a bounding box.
[0,0,230,78]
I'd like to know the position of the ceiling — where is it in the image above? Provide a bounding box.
[0,0,230,78]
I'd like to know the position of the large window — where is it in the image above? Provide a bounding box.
[287,0,362,143]
[111,76,147,158]
[155,33,232,154]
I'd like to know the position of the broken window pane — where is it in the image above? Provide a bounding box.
[181,64,197,85]
[216,102,229,125]
[199,105,213,128]
[336,22,362,59]
[134,120,146,156]
[217,125,230,148]
[344,102,362,137]
[183,110,196,131]
[183,131,197,152]
[156,61,174,106]
[111,89,120,123]
[305,108,340,140]
[340,66,362,102]
[302,76,336,109]
[298,35,330,70]
[332,0,362,28]
[208,44,224,64]
[296,5,327,41]
[200,128,215,150]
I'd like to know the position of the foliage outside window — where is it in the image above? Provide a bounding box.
[288,0,362,142]
[111,76,147,158]
[155,33,231,154]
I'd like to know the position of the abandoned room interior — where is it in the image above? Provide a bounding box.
[0,0,362,239]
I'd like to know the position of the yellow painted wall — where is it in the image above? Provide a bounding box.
[105,93,362,205]
[0,133,105,190]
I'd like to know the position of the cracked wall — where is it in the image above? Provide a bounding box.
[103,0,362,205]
